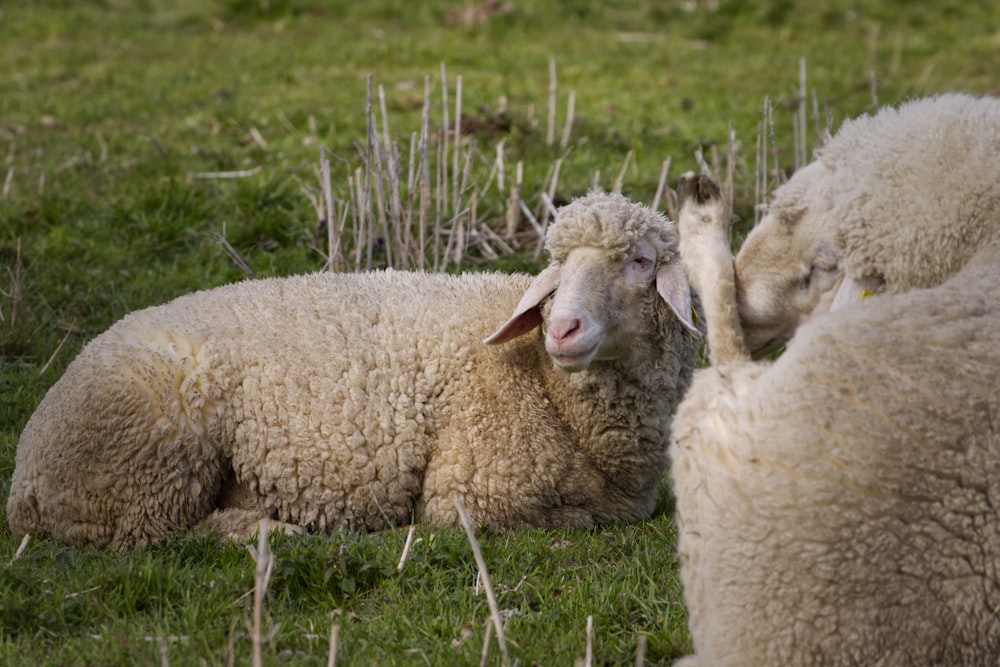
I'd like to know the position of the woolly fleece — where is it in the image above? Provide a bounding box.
[671,246,1000,666]
[731,93,1000,354]
[816,93,1000,290]
[670,94,1000,664]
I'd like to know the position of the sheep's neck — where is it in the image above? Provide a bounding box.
[540,352,675,483]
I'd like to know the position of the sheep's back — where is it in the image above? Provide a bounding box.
[179,271,532,530]
[9,270,534,542]
[818,93,1000,292]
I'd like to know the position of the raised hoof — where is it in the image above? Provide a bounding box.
[678,171,722,207]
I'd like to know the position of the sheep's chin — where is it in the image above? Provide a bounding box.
[549,349,599,372]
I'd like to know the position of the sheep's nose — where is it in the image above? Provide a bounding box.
[549,317,581,341]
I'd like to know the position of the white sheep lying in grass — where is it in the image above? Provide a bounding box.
[6,191,700,550]
[670,92,1000,666]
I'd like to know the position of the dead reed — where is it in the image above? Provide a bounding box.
[301,64,692,276]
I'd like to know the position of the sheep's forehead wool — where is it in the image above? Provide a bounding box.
[545,191,677,263]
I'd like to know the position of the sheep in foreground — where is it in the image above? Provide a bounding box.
[670,94,1000,667]
[6,191,700,550]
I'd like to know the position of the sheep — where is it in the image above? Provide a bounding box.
[669,115,1000,667]
[729,92,1000,356]
[6,191,701,550]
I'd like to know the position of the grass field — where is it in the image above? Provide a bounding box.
[2,1,998,664]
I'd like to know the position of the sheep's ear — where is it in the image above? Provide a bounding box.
[483,264,561,345]
[656,260,701,336]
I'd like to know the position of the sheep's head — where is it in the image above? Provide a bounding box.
[734,161,881,355]
[483,192,698,372]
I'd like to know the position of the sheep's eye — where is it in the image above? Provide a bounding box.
[798,267,813,290]
[632,256,653,269]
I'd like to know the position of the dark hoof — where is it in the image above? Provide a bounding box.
[678,172,722,207]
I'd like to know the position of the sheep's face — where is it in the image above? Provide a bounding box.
[544,239,662,371]
[734,161,845,354]
[483,193,698,369]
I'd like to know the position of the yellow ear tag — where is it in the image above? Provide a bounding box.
[860,289,876,301]
[691,305,700,325]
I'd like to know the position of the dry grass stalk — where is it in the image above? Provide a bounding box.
[327,622,340,667]
[248,520,276,667]
[584,615,594,667]
[443,145,475,267]
[478,617,493,667]
[796,56,808,170]
[651,157,672,215]
[363,78,379,272]
[380,87,405,268]
[418,76,432,271]
[453,498,511,667]
[349,167,363,271]
[38,317,76,376]
[476,223,513,258]
[634,632,647,667]
[519,199,544,246]
[1,237,22,327]
[406,132,419,263]
[156,635,171,667]
[94,129,108,162]
[495,140,506,193]
[319,148,345,272]
[441,64,451,219]
[726,122,737,229]
[766,95,783,188]
[693,146,712,178]
[547,57,557,146]
[505,160,523,240]
[812,88,832,150]
[8,533,30,565]
[189,167,262,180]
[214,227,256,277]
[226,614,239,667]
[433,129,446,271]
[560,89,576,149]
[378,83,392,150]
[612,149,634,194]
[2,166,12,200]
[249,126,268,150]
[453,75,463,216]
[753,96,772,226]
[397,524,418,572]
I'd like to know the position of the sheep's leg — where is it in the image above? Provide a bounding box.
[194,472,304,543]
[196,508,302,543]
[676,173,750,365]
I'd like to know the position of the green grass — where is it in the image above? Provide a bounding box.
[2,0,998,664]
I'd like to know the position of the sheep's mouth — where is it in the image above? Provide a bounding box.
[549,347,599,372]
